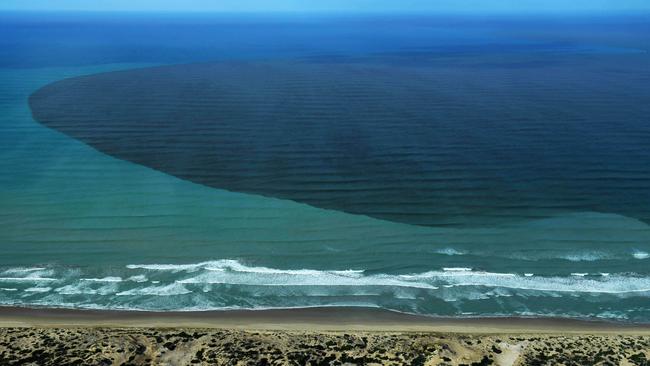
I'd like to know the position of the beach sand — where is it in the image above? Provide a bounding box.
[0,307,649,365]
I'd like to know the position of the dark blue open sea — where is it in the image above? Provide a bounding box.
[1,12,649,321]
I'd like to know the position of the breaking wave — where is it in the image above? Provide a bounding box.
[0,260,649,319]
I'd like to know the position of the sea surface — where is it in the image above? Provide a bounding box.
[1,12,650,321]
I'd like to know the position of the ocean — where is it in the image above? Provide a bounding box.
[1,12,649,321]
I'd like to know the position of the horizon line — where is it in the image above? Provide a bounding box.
[2,9,650,16]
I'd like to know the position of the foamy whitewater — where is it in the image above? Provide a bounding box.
[1,13,649,321]
[0,260,649,319]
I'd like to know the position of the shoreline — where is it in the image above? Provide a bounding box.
[1,306,649,334]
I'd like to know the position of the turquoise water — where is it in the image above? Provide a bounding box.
[1,13,650,321]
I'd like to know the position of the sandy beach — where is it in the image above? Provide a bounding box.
[1,306,650,334]
[1,306,649,365]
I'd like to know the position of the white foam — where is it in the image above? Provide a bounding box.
[24,287,51,293]
[372,268,650,294]
[0,277,56,282]
[177,269,438,290]
[2,267,46,274]
[3,259,649,306]
[435,248,466,256]
[80,277,123,282]
[116,283,191,296]
[561,252,607,262]
[633,251,649,259]
[126,263,203,272]
[128,260,364,277]
[0,288,17,291]
[54,283,117,296]
[127,275,148,283]
[123,260,650,294]
[436,271,650,293]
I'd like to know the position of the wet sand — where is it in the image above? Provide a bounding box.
[1,306,649,365]
[0,306,649,333]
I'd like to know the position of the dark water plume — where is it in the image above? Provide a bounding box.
[29,54,650,227]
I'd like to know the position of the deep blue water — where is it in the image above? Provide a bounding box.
[1,12,650,321]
